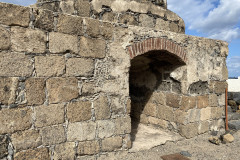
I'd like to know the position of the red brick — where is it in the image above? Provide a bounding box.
[156,38,161,50]
[140,42,143,54]
[128,47,133,59]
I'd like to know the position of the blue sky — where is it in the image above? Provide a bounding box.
[0,0,240,77]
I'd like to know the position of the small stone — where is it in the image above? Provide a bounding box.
[228,100,237,107]
[0,135,8,159]
[222,133,234,143]
[180,151,192,157]
[209,137,221,145]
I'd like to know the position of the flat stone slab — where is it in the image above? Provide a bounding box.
[161,153,191,160]
[129,124,182,152]
[228,120,240,130]
[228,112,240,121]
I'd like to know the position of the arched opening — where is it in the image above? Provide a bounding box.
[129,49,185,151]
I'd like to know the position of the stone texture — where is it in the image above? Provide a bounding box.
[169,22,179,32]
[14,148,50,160]
[0,77,18,105]
[209,81,228,94]
[46,77,79,103]
[0,108,32,134]
[174,110,187,124]
[0,26,10,50]
[11,27,46,53]
[97,120,115,138]
[49,32,78,54]
[78,140,100,155]
[115,116,131,134]
[0,3,30,27]
[148,117,168,129]
[180,96,196,111]
[67,121,96,141]
[143,102,157,117]
[66,58,95,76]
[11,130,42,151]
[197,95,209,108]
[0,52,33,77]
[155,18,169,31]
[139,14,154,28]
[25,78,45,105]
[75,0,91,17]
[35,104,65,128]
[60,0,75,15]
[35,56,65,77]
[200,107,211,121]
[166,93,181,108]
[53,142,75,160]
[94,95,111,120]
[101,22,114,40]
[79,37,106,58]
[179,123,198,139]
[67,101,92,123]
[211,107,223,119]
[119,13,138,25]
[157,105,174,121]
[222,133,234,143]
[209,94,218,107]
[0,135,8,159]
[33,8,54,31]
[41,125,66,145]
[57,14,83,35]
[187,109,200,123]
[101,136,122,152]
[85,18,101,38]
[198,121,209,134]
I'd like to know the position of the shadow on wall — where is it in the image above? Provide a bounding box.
[129,50,185,141]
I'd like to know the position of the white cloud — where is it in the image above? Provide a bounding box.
[168,0,240,42]
[227,56,240,77]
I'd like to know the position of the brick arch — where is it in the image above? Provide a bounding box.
[127,38,187,64]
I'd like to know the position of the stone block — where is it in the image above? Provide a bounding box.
[85,18,101,38]
[0,52,33,77]
[211,107,223,119]
[157,105,174,122]
[53,142,75,160]
[67,101,92,123]
[119,13,138,25]
[46,77,79,103]
[139,114,149,124]
[94,95,110,120]
[218,94,225,106]
[180,96,196,111]
[79,36,106,58]
[209,94,218,107]
[143,102,157,117]
[166,93,181,108]
[139,14,154,28]
[14,148,50,160]
[179,123,198,139]
[11,130,42,151]
[25,78,45,105]
[169,22,179,33]
[41,125,66,145]
[187,109,200,123]
[101,136,122,152]
[67,121,96,141]
[115,116,131,135]
[155,18,169,31]
[57,14,83,35]
[97,120,115,138]
[37,1,60,12]
[0,77,18,105]
[75,0,91,17]
[0,26,10,50]
[102,12,116,22]
[78,140,100,155]
[209,81,227,94]
[174,110,188,124]
[11,27,46,53]
[101,22,114,40]
[81,82,98,95]
[200,107,211,121]
[110,97,125,115]
[49,32,78,54]
[60,0,75,15]
[33,8,54,31]
[35,104,65,128]
[148,117,168,129]
[149,91,165,105]
[123,134,132,149]
[0,108,32,134]
[0,135,8,159]
[0,3,30,27]
[197,95,209,108]
[35,56,65,77]
[66,58,94,77]
[198,121,209,134]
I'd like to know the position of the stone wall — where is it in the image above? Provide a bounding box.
[0,1,228,159]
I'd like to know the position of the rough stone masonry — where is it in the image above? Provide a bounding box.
[0,0,228,159]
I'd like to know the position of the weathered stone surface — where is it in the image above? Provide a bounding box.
[211,107,223,119]
[33,8,54,31]
[174,110,187,124]
[79,37,106,58]
[14,148,50,160]
[209,94,218,107]
[0,77,18,105]
[149,92,165,105]
[101,136,122,152]
[148,117,168,129]
[57,14,83,35]
[97,120,115,138]
[85,18,101,38]
[0,3,30,27]
[41,125,66,145]
[102,12,116,22]
[200,107,211,121]
[25,78,45,105]
[0,135,8,159]
[228,100,237,107]
[66,58,94,76]
[0,52,33,77]
[169,22,179,33]
[38,1,60,12]
[94,95,110,120]
[166,93,181,108]
[157,105,174,121]
[49,32,78,54]
[53,142,75,160]
[180,96,196,111]
[0,26,10,50]
[67,101,92,123]
[0,108,32,134]
[11,27,46,53]
[155,18,169,31]
[101,22,114,39]
[78,140,100,155]
[187,109,200,123]
[60,0,75,15]
[143,102,157,117]
[139,14,154,28]
[75,0,91,17]
[119,13,138,25]
[81,82,98,95]
[35,104,65,128]
[115,116,131,134]
[222,133,234,143]
[46,77,79,103]
[198,121,209,134]
[197,95,209,108]
[35,56,65,77]
[179,123,198,139]
[209,81,227,94]
[67,121,96,141]
[123,134,132,149]
[11,130,42,151]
